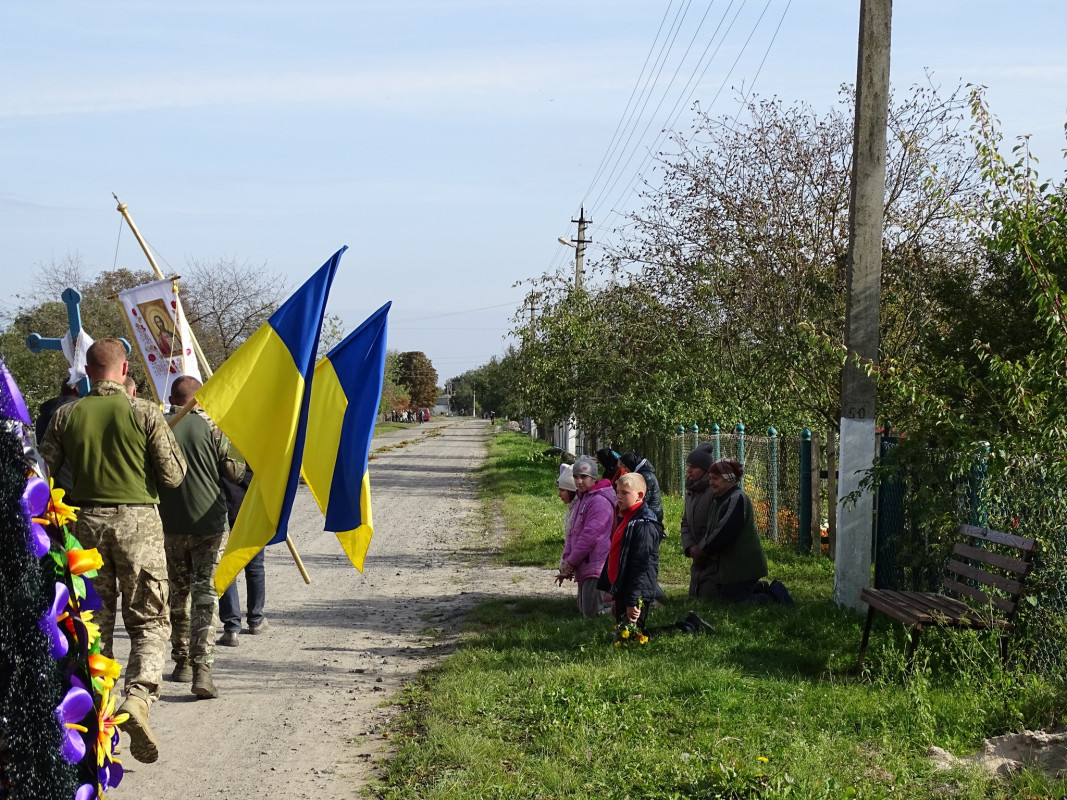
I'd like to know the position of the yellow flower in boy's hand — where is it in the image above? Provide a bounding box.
[614,641,621,647]
[638,635,649,644]
[621,629,630,639]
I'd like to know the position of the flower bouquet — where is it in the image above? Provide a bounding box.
[611,600,648,647]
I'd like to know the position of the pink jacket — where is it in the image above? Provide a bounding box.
[562,478,617,583]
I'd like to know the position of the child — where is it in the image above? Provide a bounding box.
[556,455,616,616]
[555,463,578,543]
[597,472,665,630]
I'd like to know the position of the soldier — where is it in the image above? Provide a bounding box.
[40,338,186,765]
[159,376,244,699]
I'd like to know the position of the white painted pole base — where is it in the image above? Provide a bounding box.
[834,417,876,611]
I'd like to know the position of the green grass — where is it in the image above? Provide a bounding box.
[371,432,1067,800]
[374,421,418,435]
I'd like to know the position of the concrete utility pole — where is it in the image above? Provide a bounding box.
[835,0,892,611]
[573,206,591,290]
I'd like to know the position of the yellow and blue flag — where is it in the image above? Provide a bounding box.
[302,301,391,571]
[197,247,344,593]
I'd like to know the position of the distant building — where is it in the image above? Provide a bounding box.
[434,395,450,416]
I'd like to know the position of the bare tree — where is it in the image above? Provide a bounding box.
[180,257,288,369]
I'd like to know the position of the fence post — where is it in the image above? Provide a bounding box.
[969,441,990,527]
[691,424,699,457]
[678,425,686,496]
[799,429,812,554]
[712,423,721,461]
[736,423,745,489]
[768,426,779,542]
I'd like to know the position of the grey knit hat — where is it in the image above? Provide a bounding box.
[572,454,598,479]
[557,464,577,492]
[686,443,715,472]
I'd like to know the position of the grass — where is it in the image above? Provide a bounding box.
[371,432,1067,800]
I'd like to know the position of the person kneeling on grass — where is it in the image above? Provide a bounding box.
[597,472,665,631]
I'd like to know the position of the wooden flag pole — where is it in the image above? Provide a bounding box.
[286,538,312,584]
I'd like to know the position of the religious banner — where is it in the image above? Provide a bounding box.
[117,278,201,403]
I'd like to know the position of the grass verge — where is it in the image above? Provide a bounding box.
[371,432,1067,799]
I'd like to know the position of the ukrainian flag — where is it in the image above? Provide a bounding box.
[197,247,344,594]
[302,301,390,571]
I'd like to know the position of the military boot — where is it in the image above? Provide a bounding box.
[117,694,159,763]
[191,664,218,699]
[171,658,193,682]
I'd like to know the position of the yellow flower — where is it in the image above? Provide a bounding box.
[97,683,128,767]
[80,611,101,647]
[46,479,78,526]
[614,641,621,647]
[638,635,649,644]
[621,629,630,639]
[89,653,122,682]
[757,756,769,763]
[68,548,103,575]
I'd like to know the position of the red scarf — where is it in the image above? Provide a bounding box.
[608,501,642,584]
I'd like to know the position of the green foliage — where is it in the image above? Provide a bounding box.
[514,82,980,440]
[397,351,439,409]
[373,431,1067,800]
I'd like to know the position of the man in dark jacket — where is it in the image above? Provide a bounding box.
[598,473,664,630]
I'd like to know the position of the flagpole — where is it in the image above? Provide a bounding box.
[114,194,214,378]
[286,538,311,584]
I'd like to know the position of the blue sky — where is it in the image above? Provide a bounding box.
[2,2,1065,382]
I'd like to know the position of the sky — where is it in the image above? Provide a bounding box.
[2,1,1065,383]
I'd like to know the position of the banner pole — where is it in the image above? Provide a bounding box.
[114,194,214,378]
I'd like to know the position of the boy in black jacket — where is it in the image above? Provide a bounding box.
[598,473,665,631]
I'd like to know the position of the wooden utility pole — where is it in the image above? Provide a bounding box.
[835,0,892,611]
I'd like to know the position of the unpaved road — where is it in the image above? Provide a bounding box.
[113,419,553,799]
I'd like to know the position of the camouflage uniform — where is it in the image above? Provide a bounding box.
[159,407,244,668]
[41,379,186,704]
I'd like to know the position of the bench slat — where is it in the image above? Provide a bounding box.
[959,524,1038,553]
[953,543,1032,578]
[946,558,1024,597]
[943,577,1016,615]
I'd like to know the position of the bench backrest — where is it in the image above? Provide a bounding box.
[943,525,1039,620]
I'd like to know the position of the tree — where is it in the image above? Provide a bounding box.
[379,350,409,415]
[180,256,288,369]
[0,253,289,416]
[396,351,438,409]
[0,255,157,415]
[516,81,982,437]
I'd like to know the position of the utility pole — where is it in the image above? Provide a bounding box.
[558,206,592,290]
[573,206,591,290]
[835,0,893,611]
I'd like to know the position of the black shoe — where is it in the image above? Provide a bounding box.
[684,611,714,634]
[768,580,794,606]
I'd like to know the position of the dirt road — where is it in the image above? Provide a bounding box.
[113,419,552,799]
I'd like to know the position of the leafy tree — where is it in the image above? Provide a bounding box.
[379,350,409,415]
[516,82,983,441]
[396,351,438,409]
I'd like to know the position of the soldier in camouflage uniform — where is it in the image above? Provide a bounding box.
[40,338,187,765]
[159,376,244,700]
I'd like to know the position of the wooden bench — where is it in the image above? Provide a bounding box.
[856,524,1039,671]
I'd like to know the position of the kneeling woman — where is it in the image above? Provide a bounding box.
[688,459,768,603]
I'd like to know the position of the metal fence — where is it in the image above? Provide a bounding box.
[534,421,818,550]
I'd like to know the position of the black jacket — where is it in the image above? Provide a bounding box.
[597,502,665,608]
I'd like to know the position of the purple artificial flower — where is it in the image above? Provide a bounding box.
[100,756,124,790]
[20,476,51,557]
[55,684,94,764]
[40,581,70,659]
[75,784,96,800]
[0,357,30,425]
